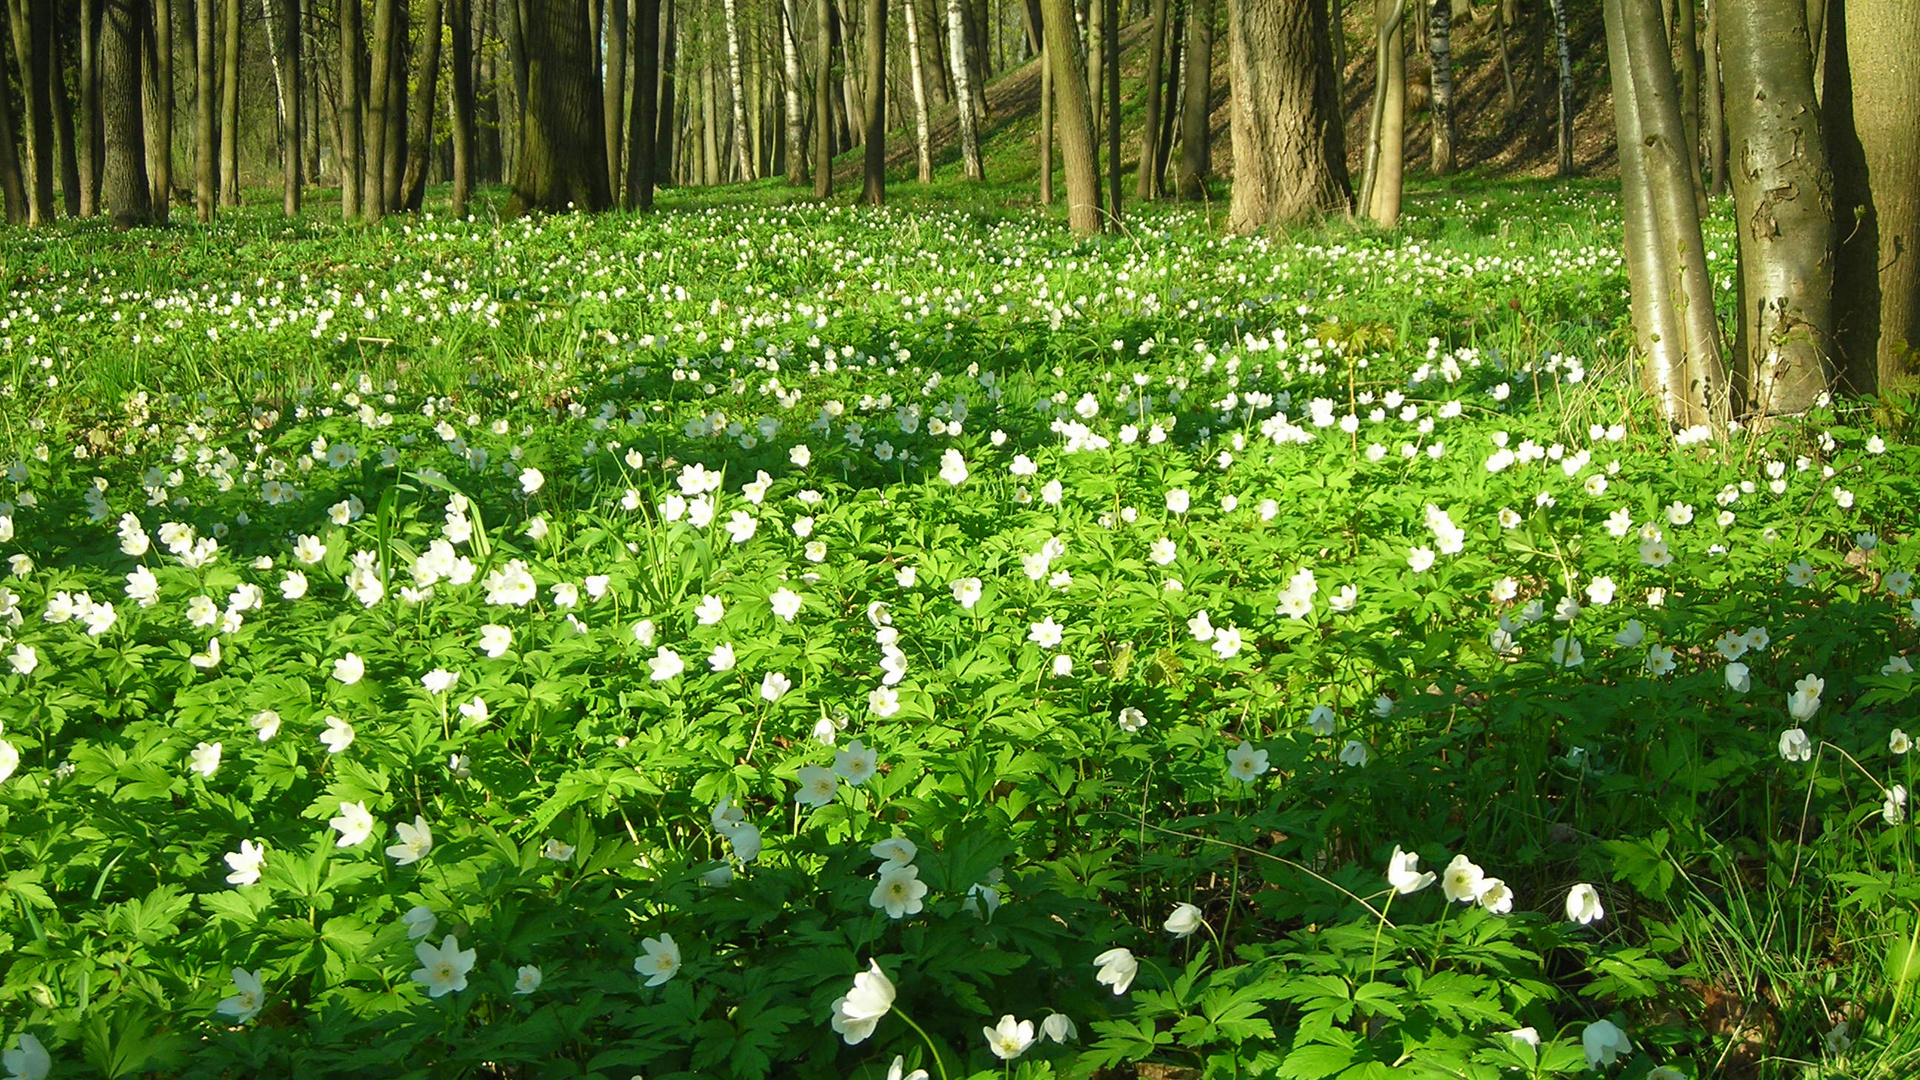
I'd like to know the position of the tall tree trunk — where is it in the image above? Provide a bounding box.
[1427,0,1452,175]
[53,28,80,216]
[722,0,754,179]
[1549,0,1572,174]
[1176,0,1213,199]
[625,0,659,205]
[1156,0,1181,187]
[1041,0,1099,232]
[1703,0,1726,195]
[402,0,444,210]
[197,0,217,219]
[303,0,321,181]
[362,0,394,216]
[813,0,834,195]
[1134,0,1170,198]
[947,0,983,179]
[102,0,154,227]
[654,0,676,183]
[449,0,475,214]
[264,0,304,214]
[604,0,626,193]
[1675,0,1701,208]
[8,0,56,223]
[79,0,103,216]
[1229,0,1350,231]
[700,49,718,183]
[902,0,932,182]
[860,0,886,203]
[1087,0,1103,137]
[381,1,408,210]
[506,0,612,212]
[780,0,808,184]
[1826,0,1919,393]
[1718,0,1832,416]
[141,0,172,221]
[0,59,24,222]
[1039,36,1053,202]
[1360,0,1406,225]
[1104,0,1119,221]
[219,0,241,206]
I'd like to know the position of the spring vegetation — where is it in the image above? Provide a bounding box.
[3,0,1920,1076]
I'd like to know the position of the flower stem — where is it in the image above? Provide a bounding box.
[893,1008,952,1080]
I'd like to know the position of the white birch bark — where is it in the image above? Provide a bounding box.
[946,0,983,178]
[903,0,933,181]
[781,0,808,182]
[723,0,756,180]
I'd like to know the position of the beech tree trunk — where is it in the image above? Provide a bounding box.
[101,0,154,227]
[338,0,363,217]
[1360,0,1406,225]
[9,0,56,223]
[1428,0,1453,175]
[948,0,984,179]
[1703,0,1726,195]
[814,0,834,195]
[1177,0,1214,199]
[1135,0,1170,198]
[402,0,445,211]
[264,0,303,215]
[903,0,933,182]
[1104,0,1119,220]
[860,0,887,204]
[79,0,103,216]
[654,0,676,184]
[1229,0,1351,231]
[141,0,171,222]
[1038,36,1053,203]
[363,0,396,217]
[506,0,612,213]
[1718,0,1833,416]
[627,0,661,207]
[1825,0,1919,392]
[54,26,79,215]
[197,0,217,219]
[1674,0,1702,209]
[450,0,476,214]
[1087,0,1103,137]
[604,0,626,193]
[220,0,241,206]
[1041,0,1099,231]
[0,62,23,222]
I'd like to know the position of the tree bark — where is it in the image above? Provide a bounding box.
[1104,0,1120,220]
[102,0,154,227]
[1675,0,1702,208]
[1177,0,1214,199]
[1157,0,1181,186]
[8,0,56,223]
[947,0,984,179]
[603,0,626,193]
[626,0,661,206]
[654,0,676,184]
[401,0,444,211]
[449,0,475,214]
[54,24,80,216]
[338,0,363,216]
[902,0,932,182]
[1087,0,1103,137]
[79,0,103,216]
[0,58,23,222]
[1134,0,1170,198]
[1229,0,1351,231]
[362,0,394,216]
[813,0,834,195]
[779,0,808,184]
[197,0,217,219]
[1549,0,1572,174]
[1039,36,1053,202]
[382,1,409,211]
[264,0,304,214]
[219,0,241,206]
[505,0,611,212]
[722,0,753,180]
[1718,0,1833,416]
[860,0,887,203]
[1703,0,1725,194]
[1041,0,1099,231]
[1360,0,1406,225]
[1427,0,1452,175]
[140,0,172,221]
[1826,0,1919,392]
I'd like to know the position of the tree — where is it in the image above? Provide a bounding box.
[1548,0,1572,175]
[1358,0,1406,226]
[604,0,627,194]
[1227,0,1350,232]
[1040,0,1098,231]
[947,0,984,179]
[779,0,807,185]
[722,0,753,180]
[0,34,27,222]
[401,0,446,212]
[449,0,477,216]
[100,0,153,227]
[262,0,303,215]
[625,0,662,208]
[220,0,242,206]
[1134,0,1172,199]
[505,0,612,214]
[813,0,834,197]
[196,0,216,220]
[1176,0,1214,199]
[902,0,933,183]
[860,0,888,204]
[1427,0,1452,175]
[363,0,396,218]
[145,0,172,222]
[338,0,364,218]
[78,0,103,216]
[7,0,56,223]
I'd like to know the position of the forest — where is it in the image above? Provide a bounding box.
[2,0,1919,1078]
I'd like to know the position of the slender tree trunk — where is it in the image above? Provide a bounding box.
[1360,0,1406,225]
[506,0,612,213]
[9,0,56,223]
[1703,0,1726,195]
[1492,0,1515,109]
[1041,0,1099,232]
[1104,0,1119,221]
[902,0,932,182]
[1826,0,1919,392]
[264,0,303,214]
[813,0,834,195]
[780,0,808,184]
[401,0,444,210]
[1176,0,1213,199]
[102,0,154,227]
[219,0,240,205]
[303,0,321,181]
[0,61,24,222]
[382,2,407,210]
[1156,0,1181,187]
[1718,0,1832,416]
[604,0,626,193]
[1039,36,1053,202]
[700,48,718,184]
[53,28,80,215]
[1675,0,1701,207]
[198,0,218,218]
[654,0,676,183]
[860,0,887,203]
[448,0,474,214]
[1549,0,1572,174]
[1087,0,1103,137]
[1229,0,1350,231]
[626,0,660,205]
[946,0,984,179]
[722,0,754,179]
[1427,0,1452,175]
[79,0,103,215]
[1607,0,1683,414]
[140,0,172,221]
[1134,0,1170,198]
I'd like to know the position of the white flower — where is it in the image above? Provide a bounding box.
[1,1034,48,1080]
[951,577,983,610]
[1551,635,1585,668]
[402,905,438,940]
[834,739,879,785]
[938,448,969,485]
[694,594,726,625]
[1725,662,1751,693]
[1164,903,1204,937]
[648,647,685,681]
[1640,540,1673,567]
[1040,1013,1078,1044]
[1441,855,1488,903]
[319,715,355,754]
[1478,879,1514,914]
[513,965,543,995]
[1665,501,1694,526]
[189,741,222,779]
[1094,947,1138,994]
[1339,739,1370,766]
[1779,727,1813,763]
[1387,847,1435,893]
[793,765,838,808]
[518,467,544,494]
[635,933,682,986]
[1407,546,1436,573]
[412,934,477,997]
[1582,1019,1632,1069]
[1646,645,1677,676]
[1883,785,1908,826]
[1786,560,1816,587]
[1116,707,1147,733]
[1565,883,1605,924]
[769,587,803,621]
[1165,488,1190,514]
[830,961,896,1044]
[223,839,266,886]
[867,685,899,716]
[1585,577,1616,605]
[540,838,575,862]
[1614,619,1646,648]
[1892,729,1912,755]
[1329,583,1358,611]
[1787,674,1825,721]
[329,801,375,847]
[1226,739,1269,782]
[870,863,929,919]
[421,668,459,694]
[984,1015,1036,1061]
[386,815,434,865]
[1028,616,1064,649]
[1307,705,1336,736]
[216,967,267,1023]
[1149,537,1177,566]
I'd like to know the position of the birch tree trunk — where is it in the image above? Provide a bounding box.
[723,0,754,179]
[947,0,984,179]
[781,0,808,184]
[1427,0,1452,175]
[1549,0,1572,174]
[902,0,933,182]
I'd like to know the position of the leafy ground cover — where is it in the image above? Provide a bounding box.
[0,185,1916,1080]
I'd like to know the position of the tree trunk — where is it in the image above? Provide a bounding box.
[860,0,887,203]
[1104,0,1120,220]
[1087,0,1103,137]
[53,27,80,216]
[401,0,444,210]
[1039,36,1053,202]
[1041,0,1099,231]
[8,0,56,223]
[219,0,241,206]
[505,0,611,212]
[1360,0,1406,225]
[140,0,172,221]
[263,0,303,214]
[604,0,626,193]
[79,0,103,216]
[700,49,718,184]
[102,0,154,227]
[362,0,393,216]
[902,0,932,182]
[946,0,984,179]
[1675,0,1701,208]
[1549,0,1572,174]
[627,0,661,206]
[1156,0,1181,186]
[654,0,676,184]
[813,0,834,195]
[1703,0,1726,195]
[197,0,217,218]
[338,0,363,216]
[1229,0,1351,231]
[382,2,409,211]
[721,0,753,180]
[1427,0,1452,175]
[1826,0,1919,392]
[1177,0,1214,199]
[1133,0,1170,198]
[0,59,24,222]
[449,0,475,214]
[779,0,808,184]
[303,0,321,181]
[1718,0,1832,416]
